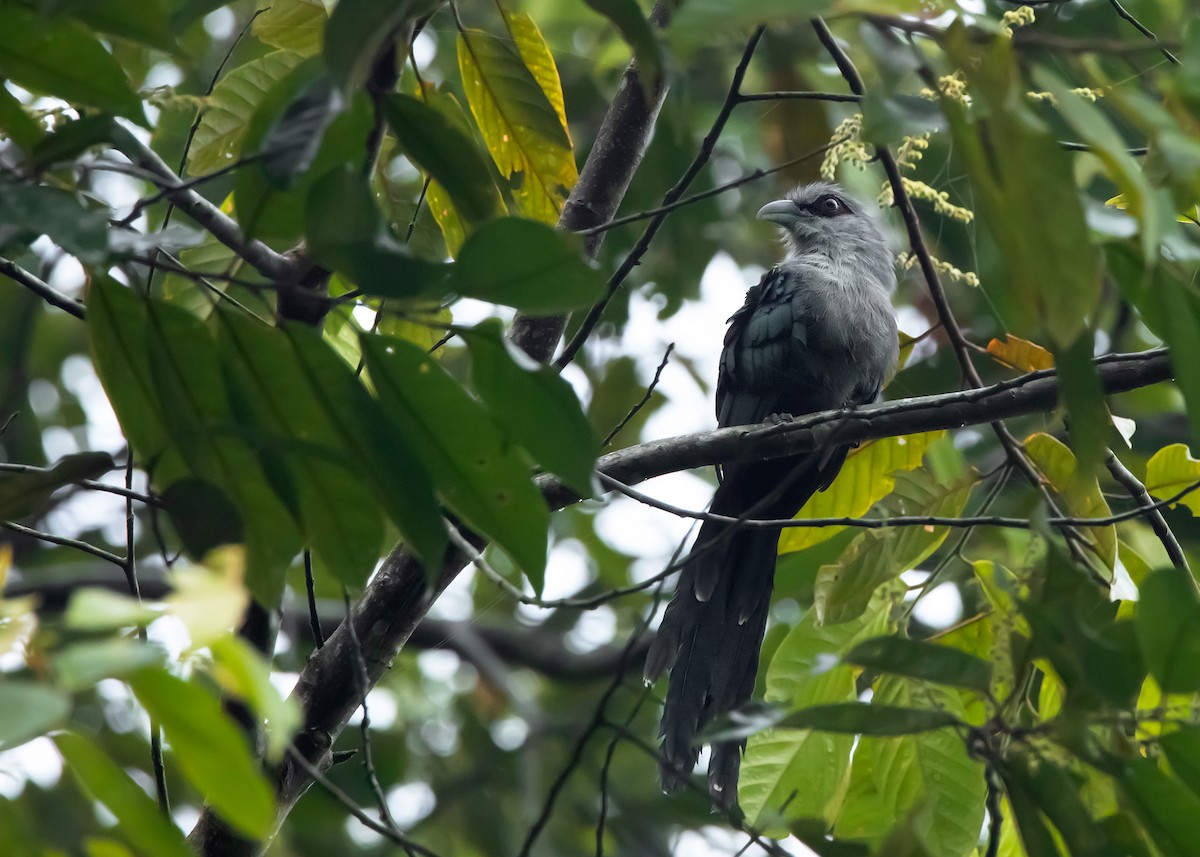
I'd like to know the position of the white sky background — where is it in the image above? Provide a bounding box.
[0,12,970,851]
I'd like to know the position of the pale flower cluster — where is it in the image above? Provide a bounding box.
[895,251,981,288]
[879,177,975,224]
[820,114,871,181]
[1000,6,1036,36]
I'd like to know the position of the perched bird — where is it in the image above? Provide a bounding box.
[644,182,898,807]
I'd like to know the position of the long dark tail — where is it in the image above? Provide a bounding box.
[645,453,841,806]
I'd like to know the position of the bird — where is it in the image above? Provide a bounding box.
[643,181,899,808]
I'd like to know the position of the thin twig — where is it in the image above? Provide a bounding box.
[1106,0,1180,64]
[738,90,861,103]
[305,550,324,648]
[1105,448,1191,577]
[602,343,674,447]
[0,256,86,319]
[0,520,124,565]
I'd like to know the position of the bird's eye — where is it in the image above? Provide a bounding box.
[815,195,843,216]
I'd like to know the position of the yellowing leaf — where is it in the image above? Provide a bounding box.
[1108,193,1199,224]
[1024,432,1116,569]
[1146,443,1200,515]
[378,301,453,352]
[166,546,250,648]
[986,334,1055,372]
[457,27,576,224]
[779,431,945,554]
[427,179,466,256]
[499,10,571,145]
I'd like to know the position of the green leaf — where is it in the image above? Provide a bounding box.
[1055,331,1110,477]
[253,0,327,56]
[215,311,384,588]
[161,478,244,558]
[1119,758,1200,857]
[54,640,166,692]
[383,93,502,226]
[0,452,114,520]
[0,8,145,123]
[324,0,440,94]
[1158,727,1200,799]
[457,27,576,224]
[129,670,275,839]
[834,679,983,857]
[0,182,111,264]
[996,753,1105,855]
[64,587,159,632]
[779,432,944,555]
[780,703,960,735]
[459,319,597,496]
[0,681,71,750]
[1136,567,1200,693]
[581,0,664,94]
[304,166,449,298]
[87,277,303,603]
[448,218,606,313]
[55,732,192,857]
[815,473,972,625]
[844,637,992,694]
[1154,268,1200,445]
[189,50,307,176]
[68,0,179,54]
[209,636,301,761]
[739,587,895,830]
[1146,443,1200,515]
[259,74,345,188]
[0,85,43,152]
[942,30,1100,348]
[1025,433,1116,570]
[284,324,447,572]
[362,334,549,590]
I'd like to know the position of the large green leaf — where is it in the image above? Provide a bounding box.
[1119,758,1200,857]
[814,473,972,625]
[0,681,71,750]
[457,27,576,224]
[188,50,306,176]
[129,670,275,839]
[87,278,302,602]
[383,94,502,226]
[1145,444,1200,515]
[739,588,894,830]
[209,636,301,761]
[67,0,178,53]
[581,0,663,92]
[844,637,991,694]
[1136,567,1200,693]
[361,334,549,590]
[323,0,440,94]
[55,732,192,857]
[778,703,960,735]
[252,0,327,56]
[834,679,984,857]
[215,311,384,588]
[448,217,606,313]
[0,85,43,151]
[459,319,597,497]
[0,8,145,122]
[0,182,110,264]
[779,432,944,555]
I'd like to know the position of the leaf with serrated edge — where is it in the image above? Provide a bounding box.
[779,432,944,555]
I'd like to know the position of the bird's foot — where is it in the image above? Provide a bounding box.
[764,412,794,426]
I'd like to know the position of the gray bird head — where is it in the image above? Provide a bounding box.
[757,182,892,282]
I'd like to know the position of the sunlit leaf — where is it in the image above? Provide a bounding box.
[54,640,166,692]
[985,334,1054,372]
[55,732,192,857]
[253,0,328,56]
[1024,432,1116,569]
[129,670,275,839]
[189,50,306,176]
[457,27,576,223]
[1146,443,1200,515]
[779,432,944,554]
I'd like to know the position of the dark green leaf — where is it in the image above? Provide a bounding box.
[459,319,597,496]
[700,701,787,743]
[581,0,664,94]
[324,0,440,94]
[0,86,43,151]
[844,636,992,694]
[0,9,145,122]
[304,166,449,298]
[0,182,110,264]
[260,75,345,188]
[1159,727,1200,798]
[362,334,549,589]
[1120,758,1200,857]
[66,0,179,53]
[777,703,960,736]
[448,218,606,313]
[0,452,114,520]
[1136,568,1200,693]
[383,93,502,225]
[285,325,447,572]
[997,753,1106,854]
[1056,330,1110,477]
[162,478,244,559]
[1155,268,1200,445]
[215,311,385,588]
[129,670,275,839]
[0,682,71,750]
[55,732,192,857]
[54,640,167,692]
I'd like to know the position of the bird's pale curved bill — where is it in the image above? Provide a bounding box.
[756,199,801,226]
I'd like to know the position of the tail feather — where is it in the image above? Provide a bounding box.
[647,455,832,806]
